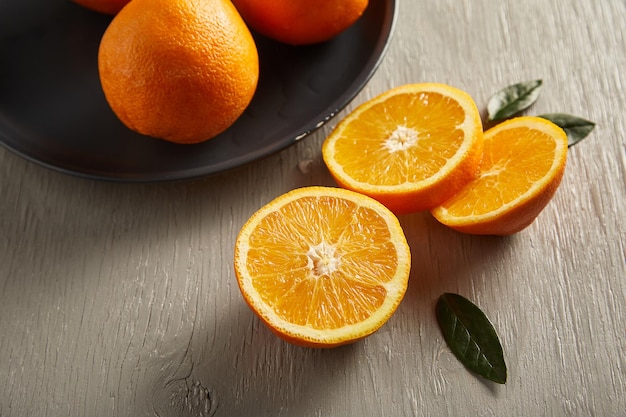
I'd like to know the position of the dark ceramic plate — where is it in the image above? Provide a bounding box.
[0,0,396,182]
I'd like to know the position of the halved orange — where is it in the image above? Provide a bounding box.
[322,83,484,214]
[233,186,411,348]
[431,116,568,235]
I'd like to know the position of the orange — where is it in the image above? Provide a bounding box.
[231,0,369,45]
[234,186,411,348]
[431,116,568,235]
[98,0,259,144]
[73,0,131,15]
[322,83,484,214]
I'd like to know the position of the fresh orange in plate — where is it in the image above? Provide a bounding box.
[322,83,484,214]
[431,116,568,235]
[234,186,411,348]
[231,0,369,45]
[98,0,259,144]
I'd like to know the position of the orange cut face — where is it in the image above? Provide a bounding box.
[234,187,411,347]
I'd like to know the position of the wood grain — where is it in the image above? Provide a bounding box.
[1,0,625,416]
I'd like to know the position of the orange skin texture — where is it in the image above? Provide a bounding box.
[98,0,259,144]
[232,0,369,45]
[442,171,565,235]
[72,0,131,15]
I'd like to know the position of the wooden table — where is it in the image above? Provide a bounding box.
[1,0,624,415]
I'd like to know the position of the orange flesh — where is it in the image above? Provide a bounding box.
[245,196,397,330]
[333,92,466,186]
[443,127,558,216]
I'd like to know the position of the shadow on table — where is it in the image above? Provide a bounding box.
[139,298,359,417]
[398,210,514,312]
[136,209,514,417]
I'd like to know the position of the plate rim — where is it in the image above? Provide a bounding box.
[0,0,397,183]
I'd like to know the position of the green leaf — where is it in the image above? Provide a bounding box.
[435,293,507,384]
[487,79,543,121]
[538,113,596,147]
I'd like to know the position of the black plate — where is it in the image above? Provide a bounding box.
[0,0,396,182]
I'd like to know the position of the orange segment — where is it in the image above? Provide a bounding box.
[431,116,568,235]
[322,83,483,214]
[234,186,411,348]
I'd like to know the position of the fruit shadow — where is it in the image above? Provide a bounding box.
[397,211,514,314]
[140,297,359,417]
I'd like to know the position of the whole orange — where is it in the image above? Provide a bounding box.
[231,0,369,45]
[72,0,131,15]
[98,0,259,144]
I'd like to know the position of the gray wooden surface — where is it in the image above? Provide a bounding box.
[1,0,625,416]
